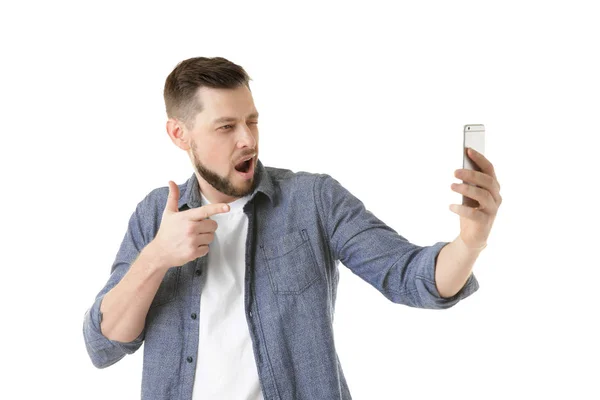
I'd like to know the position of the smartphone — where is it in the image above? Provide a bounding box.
[462,124,485,208]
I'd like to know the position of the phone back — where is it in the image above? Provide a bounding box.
[462,124,485,208]
[463,124,485,171]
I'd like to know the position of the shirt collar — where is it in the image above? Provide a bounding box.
[177,157,275,211]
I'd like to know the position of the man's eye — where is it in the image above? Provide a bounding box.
[219,122,257,131]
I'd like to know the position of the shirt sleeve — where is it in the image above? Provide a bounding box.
[82,196,149,368]
[315,173,479,309]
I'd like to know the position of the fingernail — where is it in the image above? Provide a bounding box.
[223,205,229,211]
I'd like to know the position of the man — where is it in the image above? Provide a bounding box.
[83,56,502,400]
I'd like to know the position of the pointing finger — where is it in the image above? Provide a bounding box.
[187,203,231,221]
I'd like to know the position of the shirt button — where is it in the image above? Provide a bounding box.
[191,313,197,320]
[249,311,253,317]
[187,356,193,363]
[195,269,202,276]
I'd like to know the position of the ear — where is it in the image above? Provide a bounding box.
[166,118,191,151]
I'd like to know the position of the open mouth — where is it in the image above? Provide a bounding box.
[235,157,253,174]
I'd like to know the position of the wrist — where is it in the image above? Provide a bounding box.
[456,235,487,254]
[141,241,171,273]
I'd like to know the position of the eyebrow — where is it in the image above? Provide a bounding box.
[212,112,259,125]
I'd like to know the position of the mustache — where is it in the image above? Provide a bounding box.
[235,151,257,164]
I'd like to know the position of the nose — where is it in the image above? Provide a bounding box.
[236,122,258,149]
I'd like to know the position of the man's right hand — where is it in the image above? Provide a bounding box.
[151,180,230,268]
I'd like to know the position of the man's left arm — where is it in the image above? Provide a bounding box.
[435,235,486,298]
[315,147,501,309]
[437,147,503,298]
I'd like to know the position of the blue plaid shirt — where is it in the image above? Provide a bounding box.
[83,158,479,399]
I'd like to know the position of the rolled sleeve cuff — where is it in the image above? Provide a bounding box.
[414,241,480,309]
[83,295,145,368]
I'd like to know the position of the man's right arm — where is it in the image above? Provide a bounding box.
[83,182,226,368]
[98,241,168,343]
[83,196,162,369]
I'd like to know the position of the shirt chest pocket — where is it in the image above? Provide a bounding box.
[260,229,321,295]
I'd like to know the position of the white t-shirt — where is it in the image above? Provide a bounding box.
[191,191,264,400]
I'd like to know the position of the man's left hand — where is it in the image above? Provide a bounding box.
[449,148,502,250]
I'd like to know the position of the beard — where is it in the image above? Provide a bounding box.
[190,139,257,198]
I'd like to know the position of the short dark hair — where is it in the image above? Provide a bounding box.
[163,56,252,129]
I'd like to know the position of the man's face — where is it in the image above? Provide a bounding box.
[183,85,260,200]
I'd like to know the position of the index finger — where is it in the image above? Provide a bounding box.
[467,148,498,181]
[187,203,230,220]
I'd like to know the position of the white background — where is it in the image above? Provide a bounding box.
[1,0,598,399]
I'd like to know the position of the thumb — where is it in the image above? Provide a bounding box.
[165,181,180,213]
